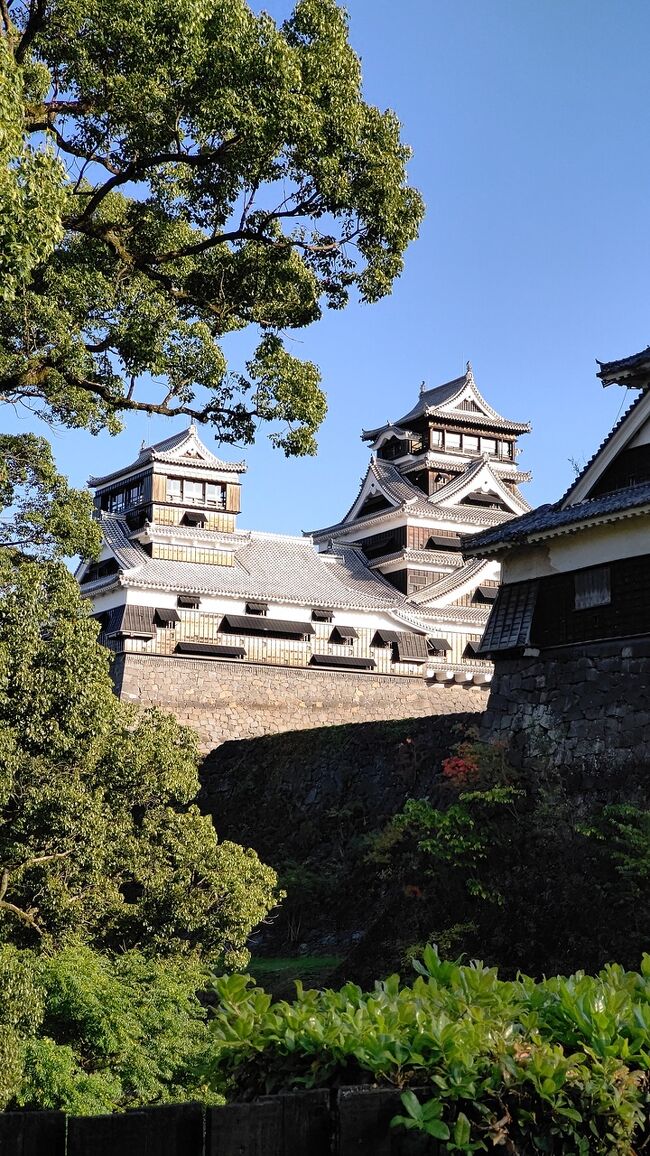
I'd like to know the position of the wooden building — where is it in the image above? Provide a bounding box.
[79,365,533,722]
[309,364,531,676]
[79,426,444,680]
[464,348,650,768]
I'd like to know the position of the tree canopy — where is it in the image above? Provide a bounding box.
[0,0,424,455]
[0,555,279,965]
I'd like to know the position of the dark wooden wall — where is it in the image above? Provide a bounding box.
[532,554,650,647]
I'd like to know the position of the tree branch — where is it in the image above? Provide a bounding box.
[0,0,13,35]
[15,0,46,63]
[0,897,43,935]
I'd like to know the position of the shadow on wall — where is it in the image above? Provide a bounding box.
[200,712,479,862]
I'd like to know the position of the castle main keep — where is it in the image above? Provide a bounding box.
[78,367,530,748]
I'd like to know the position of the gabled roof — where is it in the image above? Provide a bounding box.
[560,389,650,506]
[362,365,530,442]
[88,425,246,487]
[309,454,522,541]
[463,479,650,558]
[408,558,495,606]
[101,514,150,570]
[432,456,531,515]
[597,346,650,389]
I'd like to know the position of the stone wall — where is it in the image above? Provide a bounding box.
[112,653,488,749]
[481,637,650,770]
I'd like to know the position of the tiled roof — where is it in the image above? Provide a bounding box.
[596,346,650,387]
[370,458,423,505]
[310,459,516,541]
[401,453,531,484]
[408,558,490,604]
[464,480,650,556]
[109,523,428,628]
[477,581,538,654]
[101,515,149,570]
[362,368,530,440]
[430,457,531,512]
[368,548,465,568]
[88,426,246,487]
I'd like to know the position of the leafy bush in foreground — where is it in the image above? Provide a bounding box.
[0,942,215,1114]
[202,947,650,1154]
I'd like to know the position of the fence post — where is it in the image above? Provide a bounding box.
[0,1111,65,1156]
[207,1098,282,1156]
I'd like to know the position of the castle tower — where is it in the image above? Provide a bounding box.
[84,425,246,577]
[309,365,531,662]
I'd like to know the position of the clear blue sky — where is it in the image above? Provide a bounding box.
[9,0,650,535]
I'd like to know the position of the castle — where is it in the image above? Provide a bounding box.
[78,366,530,748]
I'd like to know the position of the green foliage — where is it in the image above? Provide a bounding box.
[0,941,218,1113]
[0,943,44,1109]
[371,738,650,976]
[0,37,66,301]
[0,434,101,559]
[0,557,279,965]
[0,0,424,452]
[200,947,650,1154]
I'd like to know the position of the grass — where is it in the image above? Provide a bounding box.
[248,955,343,996]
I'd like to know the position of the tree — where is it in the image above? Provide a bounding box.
[0,555,280,967]
[0,433,101,559]
[0,0,424,456]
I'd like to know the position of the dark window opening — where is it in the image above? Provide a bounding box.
[220,614,315,640]
[427,637,451,655]
[330,625,358,644]
[473,584,499,604]
[178,595,200,610]
[574,566,611,610]
[356,492,392,518]
[312,608,334,622]
[176,642,246,659]
[80,558,120,584]
[182,510,208,526]
[155,608,180,628]
[310,654,375,671]
[245,601,268,616]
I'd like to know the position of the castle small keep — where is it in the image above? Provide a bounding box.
[78,366,531,747]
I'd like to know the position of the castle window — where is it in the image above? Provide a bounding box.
[167,478,182,501]
[312,608,334,622]
[330,625,358,644]
[446,431,461,449]
[154,608,180,628]
[430,429,443,447]
[499,441,512,459]
[574,566,611,610]
[184,479,203,503]
[481,438,497,455]
[427,637,451,655]
[464,434,479,452]
[246,602,268,616]
[205,483,226,508]
[178,595,200,609]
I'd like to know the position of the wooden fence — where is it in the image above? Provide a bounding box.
[0,1089,442,1155]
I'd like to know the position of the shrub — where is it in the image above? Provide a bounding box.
[201,947,650,1153]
